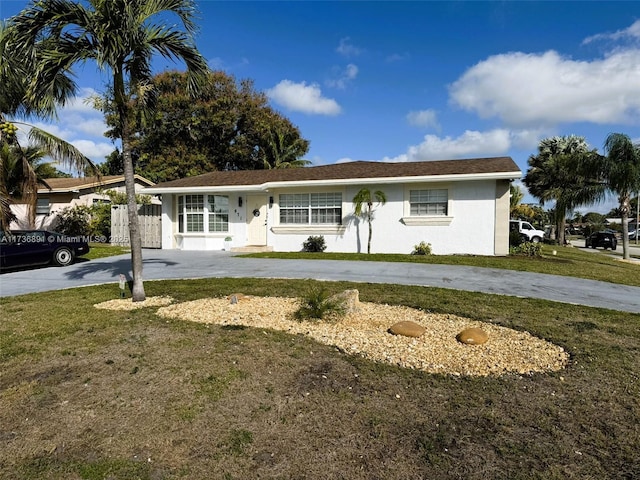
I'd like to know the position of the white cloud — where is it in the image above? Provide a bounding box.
[266,80,341,115]
[72,139,115,161]
[583,19,640,44]
[386,52,410,63]
[22,88,113,164]
[383,129,512,162]
[406,109,440,130]
[208,57,225,69]
[336,37,362,57]
[327,63,358,89]
[449,48,640,127]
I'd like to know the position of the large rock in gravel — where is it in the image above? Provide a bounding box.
[328,289,360,313]
[389,321,426,338]
[456,327,489,345]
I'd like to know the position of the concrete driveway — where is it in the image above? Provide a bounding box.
[1,250,639,313]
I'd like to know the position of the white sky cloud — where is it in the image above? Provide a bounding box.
[583,19,640,44]
[71,139,115,161]
[406,109,440,130]
[266,80,341,115]
[449,48,640,128]
[326,63,358,89]
[384,129,512,162]
[386,52,410,63]
[336,37,362,57]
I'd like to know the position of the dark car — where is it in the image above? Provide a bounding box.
[585,231,617,250]
[0,230,90,270]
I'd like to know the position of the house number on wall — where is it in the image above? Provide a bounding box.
[252,208,260,217]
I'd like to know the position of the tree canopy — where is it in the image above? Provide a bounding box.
[10,0,210,301]
[103,70,310,182]
[523,135,602,245]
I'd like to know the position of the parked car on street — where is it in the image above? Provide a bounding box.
[585,231,617,250]
[0,230,90,270]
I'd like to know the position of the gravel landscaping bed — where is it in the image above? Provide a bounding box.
[139,295,570,377]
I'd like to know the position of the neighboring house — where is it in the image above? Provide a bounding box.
[143,157,521,256]
[10,175,156,230]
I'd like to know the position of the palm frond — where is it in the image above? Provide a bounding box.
[28,127,97,175]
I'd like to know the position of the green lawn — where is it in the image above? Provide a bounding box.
[1,277,639,479]
[83,243,130,260]
[242,243,640,287]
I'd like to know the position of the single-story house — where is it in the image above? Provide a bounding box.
[143,157,521,256]
[10,174,156,230]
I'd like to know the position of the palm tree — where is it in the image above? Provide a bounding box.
[353,187,387,254]
[1,21,94,231]
[596,133,640,260]
[10,0,209,301]
[262,127,311,169]
[523,135,602,245]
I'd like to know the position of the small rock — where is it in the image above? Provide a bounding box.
[226,293,251,303]
[327,289,360,313]
[456,327,489,345]
[389,321,426,338]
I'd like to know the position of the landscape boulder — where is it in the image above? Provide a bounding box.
[456,327,489,345]
[327,289,360,313]
[389,321,426,338]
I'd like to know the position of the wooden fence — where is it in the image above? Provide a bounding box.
[110,204,162,248]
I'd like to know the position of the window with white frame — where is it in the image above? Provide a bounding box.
[409,189,448,216]
[208,195,229,232]
[177,194,229,233]
[279,192,342,225]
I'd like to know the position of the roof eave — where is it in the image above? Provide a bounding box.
[142,171,522,194]
[37,174,155,194]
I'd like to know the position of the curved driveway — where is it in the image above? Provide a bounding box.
[1,250,639,313]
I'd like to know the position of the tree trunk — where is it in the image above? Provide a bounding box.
[620,193,631,261]
[366,208,372,254]
[115,70,145,302]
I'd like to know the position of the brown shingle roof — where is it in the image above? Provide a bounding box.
[151,157,520,189]
[38,175,155,192]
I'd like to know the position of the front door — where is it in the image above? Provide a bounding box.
[246,195,268,245]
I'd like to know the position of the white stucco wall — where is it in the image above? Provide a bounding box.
[160,180,502,255]
[266,181,498,255]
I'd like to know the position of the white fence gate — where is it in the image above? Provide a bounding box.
[111,204,162,248]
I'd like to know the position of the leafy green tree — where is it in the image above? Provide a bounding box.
[509,184,524,212]
[11,0,209,301]
[523,135,602,245]
[353,188,387,254]
[103,70,310,181]
[262,126,311,169]
[588,133,640,260]
[0,21,95,230]
[583,212,606,224]
[2,144,71,202]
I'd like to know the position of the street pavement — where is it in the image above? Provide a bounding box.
[1,249,639,313]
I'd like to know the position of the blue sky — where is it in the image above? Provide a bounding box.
[2,1,640,213]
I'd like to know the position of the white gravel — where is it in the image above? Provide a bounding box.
[152,296,569,377]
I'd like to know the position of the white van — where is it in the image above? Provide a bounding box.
[509,220,545,243]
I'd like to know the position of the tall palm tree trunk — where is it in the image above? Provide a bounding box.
[115,69,145,301]
[620,193,631,261]
[367,204,373,254]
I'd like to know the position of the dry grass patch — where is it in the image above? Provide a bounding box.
[156,296,569,376]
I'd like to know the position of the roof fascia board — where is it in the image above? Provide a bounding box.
[38,175,154,193]
[143,171,522,194]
